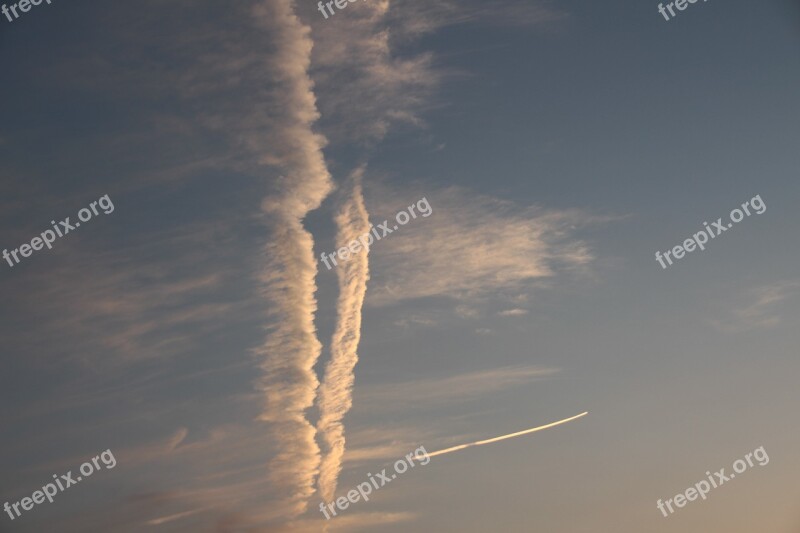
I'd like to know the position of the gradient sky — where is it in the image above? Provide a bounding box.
[1,0,799,532]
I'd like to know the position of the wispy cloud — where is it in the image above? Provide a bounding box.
[306,0,442,144]
[383,0,566,36]
[393,314,440,329]
[279,511,417,533]
[498,308,530,316]
[710,281,800,331]
[317,173,372,502]
[306,0,565,145]
[355,365,559,412]
[0,217,248,377]
[364,185,598,307]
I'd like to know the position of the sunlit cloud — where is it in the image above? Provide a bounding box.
[498,308,530,316]
[305,0,566,145]
[317,173,372,502]
[364,185,599,307]
[249,0,335,520]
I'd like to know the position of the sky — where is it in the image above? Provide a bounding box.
[1,0,799,531]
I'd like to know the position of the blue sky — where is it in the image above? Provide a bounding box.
[1,0,799,531]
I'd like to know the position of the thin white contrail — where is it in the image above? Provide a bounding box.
[144,508,203,526]
[425,412,588,459]
[317,172,371,503]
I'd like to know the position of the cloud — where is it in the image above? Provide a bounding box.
[393,314,440,329]
[383,0,566,36]
[274,511,417,533]
[33,0,340,523]
[1,217,246,370]
[498,308,530,316]
[320,511,418,532]
[334,424,443,468]
[363,185,598,307]
[0,1,575,530]
[355,365,559,412]
[455,305,480,319]
[342,442,420,464]
[710,281,800,331]
[317,173,372,502]
[245,0,336,521]
[23,1,337,519]
[305,0,565,145]
[306,0,442,143]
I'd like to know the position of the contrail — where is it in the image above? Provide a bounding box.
[251,0,334,520]
[144,508,203,526]
[317,171,371,503]
[425,411,588,459]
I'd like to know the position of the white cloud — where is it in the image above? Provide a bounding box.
[364,185,598,307]
[317,176,372,501]
[498,308,529,316]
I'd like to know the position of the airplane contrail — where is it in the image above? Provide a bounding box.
[317,172,371,503]
[425,411,588,459]
[253,0,334,520]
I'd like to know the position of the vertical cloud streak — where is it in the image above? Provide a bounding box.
[317,172,371,502]
[251,0,334,521]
